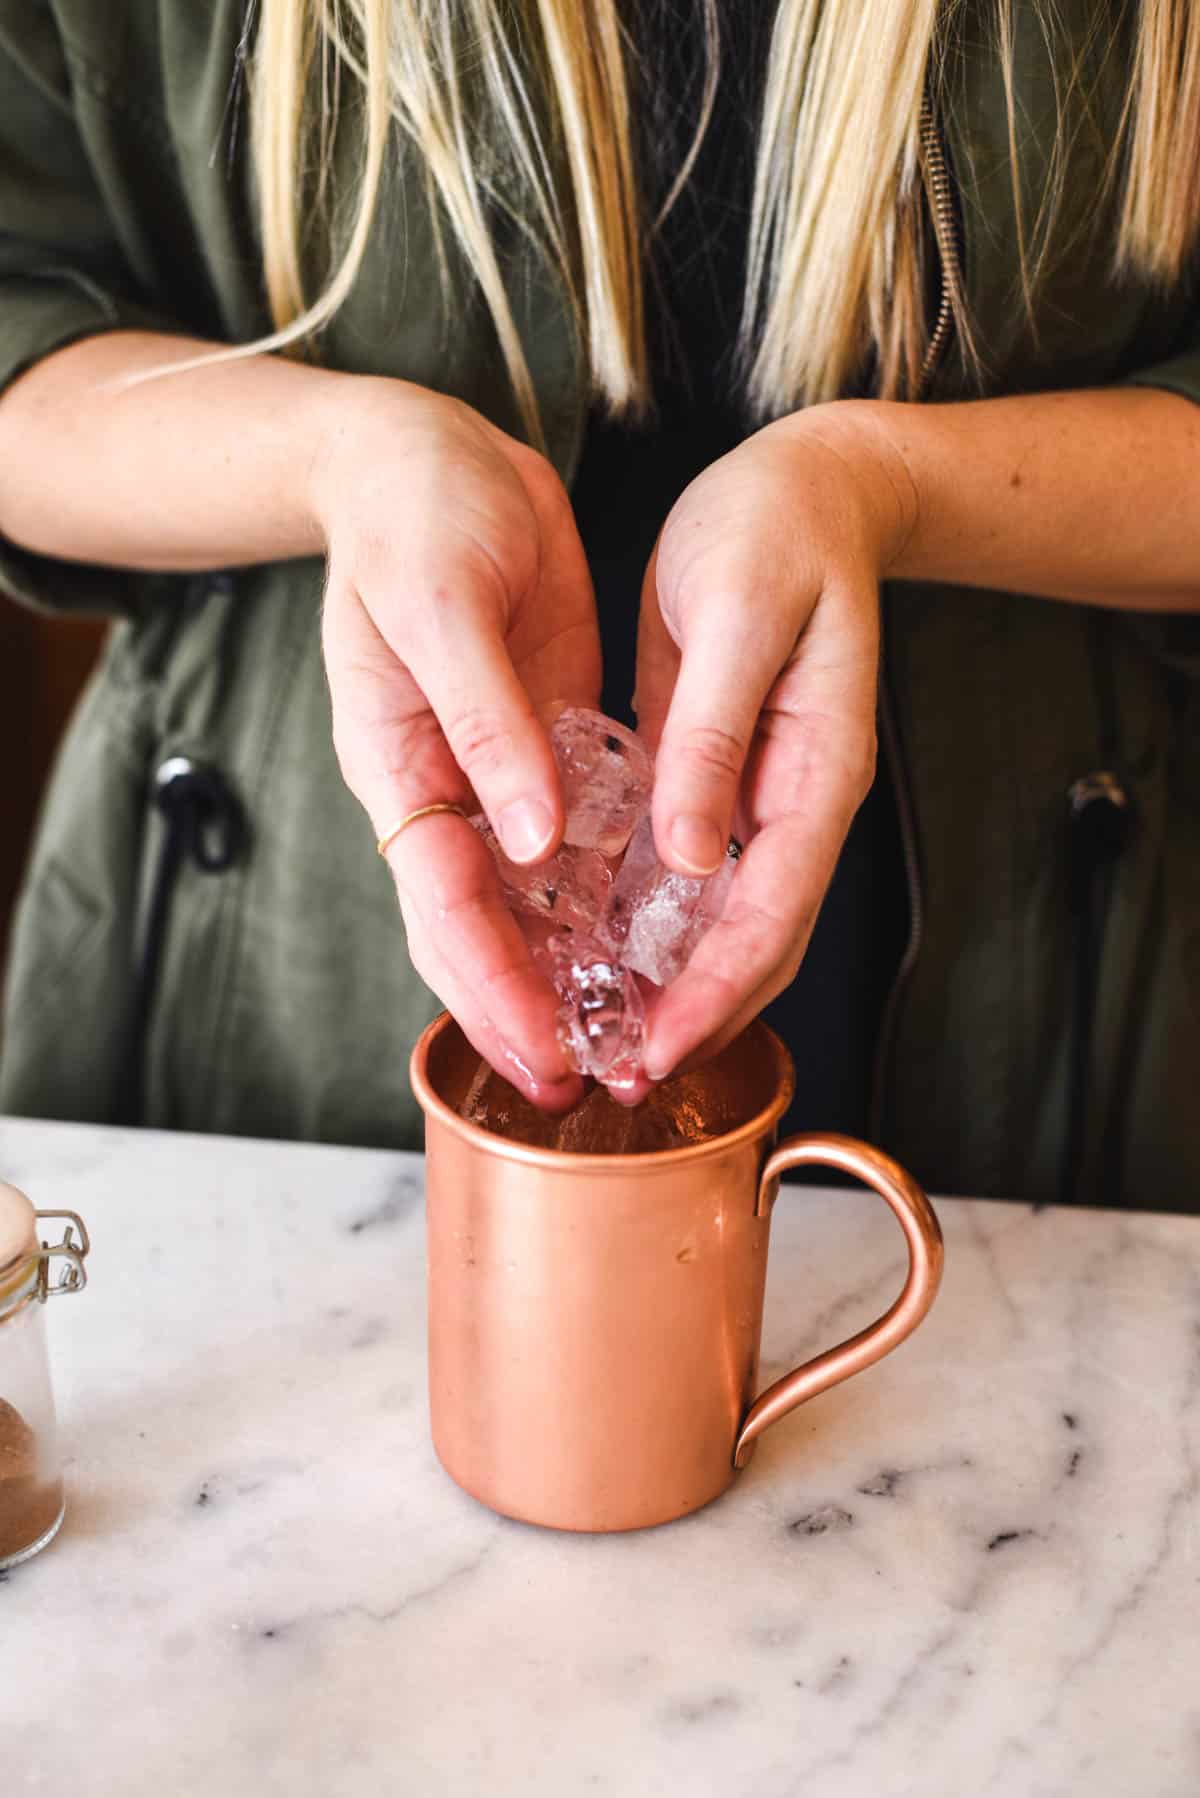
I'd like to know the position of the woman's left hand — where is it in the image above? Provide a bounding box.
[633,401,916,1083]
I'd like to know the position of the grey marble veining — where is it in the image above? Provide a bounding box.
[1,1117,1197,1797]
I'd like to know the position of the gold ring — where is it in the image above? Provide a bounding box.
[376,802,468,858]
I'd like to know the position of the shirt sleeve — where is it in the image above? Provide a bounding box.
[0,6,182,614]
[1121,296,1200,669]
[1122,300,1200,409]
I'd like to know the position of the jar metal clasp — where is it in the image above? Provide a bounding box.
[33,1210,90,1300]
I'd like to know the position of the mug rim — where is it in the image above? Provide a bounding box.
[409,1011,798,1173]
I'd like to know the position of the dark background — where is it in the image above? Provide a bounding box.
[0,603,104,979]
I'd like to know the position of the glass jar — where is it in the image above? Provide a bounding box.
[0,1181,89,1570]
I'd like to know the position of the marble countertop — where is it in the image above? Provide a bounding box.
[1,1118,1197,1797]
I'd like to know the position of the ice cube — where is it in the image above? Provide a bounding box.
[600,816,739,986]
[550,707,653,856]
[543,932,645,1090]
[472,814,612,933]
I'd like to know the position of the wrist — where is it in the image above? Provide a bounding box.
[303,371,381,552]
[304,373,487,561]
[771,399,921,574]
[305,372,439,553]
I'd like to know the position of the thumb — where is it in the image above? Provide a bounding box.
[411,615,565,866]
[342,551,566,868]
[645,568,795,879]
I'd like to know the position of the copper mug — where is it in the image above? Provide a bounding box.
[411,1013,943,1533]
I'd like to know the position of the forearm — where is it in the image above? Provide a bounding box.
[860,387,1200,611]
[0,332,355,571]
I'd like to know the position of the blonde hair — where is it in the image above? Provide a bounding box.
[249,0,1200,437]
[250,0,653,441]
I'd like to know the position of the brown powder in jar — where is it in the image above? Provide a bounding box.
[0,1396,63,1562]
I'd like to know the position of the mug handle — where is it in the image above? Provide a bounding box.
[733,1133,944,1469]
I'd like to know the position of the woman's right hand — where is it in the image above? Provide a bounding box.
[311,379,600,1108]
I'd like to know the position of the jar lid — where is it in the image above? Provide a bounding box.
[0,1181,36,1278]
[0,1183,38,1311]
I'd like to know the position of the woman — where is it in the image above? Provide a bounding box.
[0,1,1196,1207]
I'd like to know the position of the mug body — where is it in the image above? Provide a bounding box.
[413,1016,792,1532]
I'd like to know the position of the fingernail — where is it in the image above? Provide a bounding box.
[670,813,723,875]
[497,797,554,864]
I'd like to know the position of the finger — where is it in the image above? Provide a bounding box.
[327,542,563,864]
[607,1068,656,1107]
[646,548,799,880]
[323,572,472,812]
[503,441,604,711]
[401,579,566,867]
[323,588,581,1100]
[647,964,800,1080]
[640,815,830,1080]
[641,607,878,1078]
[391,815,583,1108]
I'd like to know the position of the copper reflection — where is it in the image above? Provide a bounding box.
[411,1014,943,1533]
